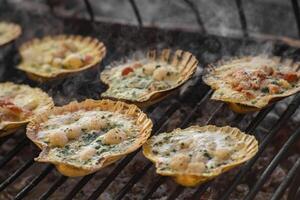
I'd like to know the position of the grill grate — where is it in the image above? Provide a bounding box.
[0,1,300,200]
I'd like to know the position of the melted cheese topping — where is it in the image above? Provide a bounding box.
[147,130,247,174]
[203,57,300,108]
[0,22,21,46]
[20,37,96,76]
[101,60,180,101]
[36,109,140,168]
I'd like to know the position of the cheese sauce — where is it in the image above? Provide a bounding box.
[36,109,140,167]
[102,60,180,101]
[149,130,247,174]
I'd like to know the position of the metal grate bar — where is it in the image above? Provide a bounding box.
[83,0,94,22]
[114,162,152,200]
[288,176,300,200]
[235,0,248,37]
[180,89,212,128]
[142,176,167,200]
[271,158,300,200]
[15,165,54,200]
[0,159,34,192]
[287,159,300,200]
[39,175,68,200]
[183,0,206,33]
[64,173,95,200]
[191,182,211,199]
[128,0,143,27]
[0,138,28,169]
[245,105,275,133]
[291,0,300,37]
[87,151,138,200]
[167,185,185,200]
[0,136,10,146]
[245,127,300,200]
[220,94,300,200]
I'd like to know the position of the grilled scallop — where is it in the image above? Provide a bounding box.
[143,125,258,187]
[0,82,54,137]
[18,35,106,82]
[100,49,198,107]
[0,21,21,46]
[203,56,300,113]
[26,99,152,177]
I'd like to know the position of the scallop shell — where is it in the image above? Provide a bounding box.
[26,99,153,177]
[0,21,21,46]
[203,56,300,113]
[143,125,258,187]
[0,82,54,137]
[100,49,198,107]
[18,35,106,82]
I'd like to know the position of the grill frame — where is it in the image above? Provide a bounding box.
[0,1,300,200]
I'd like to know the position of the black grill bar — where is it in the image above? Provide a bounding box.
[64,173,95,200]
[245,105,275,133]
[114,162,152,200]
[287,163,300,200]
[0,136,10,146]
[128,0,143,27]
[166,185,185,200]
[0,138,28,168]
[87,151,138,200]
[0,159,34,192]
[220,94,300,200]
[39,175,67,200]
[291,0,300,37]
[235,0,248,37]
[191,182,210,199]
[83,0,94,22]
[141,176,167,200]
[271,158,300,200]
[178,89,212,128]
[15,164,54,200]
[245,126,300,200]
[183,0,206,34]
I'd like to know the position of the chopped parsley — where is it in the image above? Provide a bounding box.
[261,87,269,93]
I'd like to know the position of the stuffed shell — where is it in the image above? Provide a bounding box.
[203,56,300,113]
[26,99,152,177]
[100,49,198,107]
[0,82,53,137]
[18,35,106,82]
[143,125,258,187]
[0,21,21,46]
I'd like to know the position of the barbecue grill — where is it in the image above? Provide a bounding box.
[0,0,300,199]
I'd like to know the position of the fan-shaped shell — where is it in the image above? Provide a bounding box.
[0,82,54,137]
[203,56,300,113]
[143,125,258,187]
[0,21,21,46]
[26,99,152,177]
[18,35,106,82]
[100,49,198,107]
